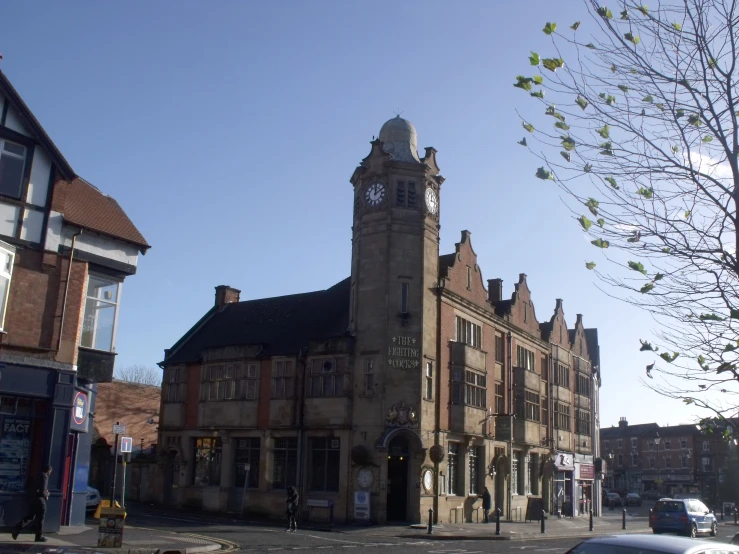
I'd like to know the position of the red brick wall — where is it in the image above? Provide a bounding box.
[257,359,271,430]
[441,231,490,307]
[184,363,200,428]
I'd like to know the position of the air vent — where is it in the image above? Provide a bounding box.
[323,360,334,372]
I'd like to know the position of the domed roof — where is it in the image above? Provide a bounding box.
[379,115,420,163]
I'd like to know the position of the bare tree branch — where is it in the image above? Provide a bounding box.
[114,364,162,387]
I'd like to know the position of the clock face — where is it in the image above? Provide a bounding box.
[422,469,433,492]
[357,468,374,489]
[364,182,386,206]
[425,187,438,214]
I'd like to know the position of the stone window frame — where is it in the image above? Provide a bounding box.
[363,358,375,396]
[271,359,295,399]
[308,357,346,398]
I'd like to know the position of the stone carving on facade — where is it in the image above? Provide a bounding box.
[386,401,418,428]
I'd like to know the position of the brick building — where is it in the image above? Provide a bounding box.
[0,71,149,530]
[158,116,602,523]
[601,419,736,506]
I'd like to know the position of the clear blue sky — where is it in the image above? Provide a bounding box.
[0,0,709,428]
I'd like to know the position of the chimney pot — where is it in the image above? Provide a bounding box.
[488,278,504,304]
[215,285,241,309]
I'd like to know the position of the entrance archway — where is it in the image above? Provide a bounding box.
[163,449,181,506]
[386,436,409,521]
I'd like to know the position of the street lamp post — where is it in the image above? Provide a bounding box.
[654,434,662,496]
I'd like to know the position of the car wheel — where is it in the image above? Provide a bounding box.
[689,523,698,538]
[711,522,717,537]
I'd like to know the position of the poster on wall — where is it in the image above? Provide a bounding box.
[0,417,32,492]
[69,390,89,433]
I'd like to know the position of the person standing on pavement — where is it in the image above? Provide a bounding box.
[286,486,299,533]
[13,465,52,542]
[477,486,492,523]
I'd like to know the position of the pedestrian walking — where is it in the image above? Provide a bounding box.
[13,465,52,542]
[286,486,299,533]
[477,486,492,523]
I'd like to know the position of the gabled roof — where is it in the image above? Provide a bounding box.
[0,70,74,180]
[64,178,150,251]
[601,422,660,439]
[164,277,351,365]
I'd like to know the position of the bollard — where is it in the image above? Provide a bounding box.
[735,507,738,525]
[649,509,653,528]
[427,508,433,535]
[589,508,594,532]
[541,509,546,534]
[495,508,501,536]
[622,508,627,530]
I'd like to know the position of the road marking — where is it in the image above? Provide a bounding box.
[303,534,366,545]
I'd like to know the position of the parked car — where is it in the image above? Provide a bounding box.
[625,492,643,506]
[565,534,739,553]
[86,486,101,512]
[650,498,718,538]
[605,492,623,506]
[643,490,662,500]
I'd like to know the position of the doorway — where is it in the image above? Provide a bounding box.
[163,450,180,507]
[386,436,409,521]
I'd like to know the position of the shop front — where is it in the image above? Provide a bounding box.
[574,454,594,516]
[553,451,575,517]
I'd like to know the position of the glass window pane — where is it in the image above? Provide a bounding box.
[0,153,25,199]
[3,141,25,157]
[0,202,19,237]
[88,275,119,303]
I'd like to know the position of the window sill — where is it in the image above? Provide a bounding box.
[423,397,433,403]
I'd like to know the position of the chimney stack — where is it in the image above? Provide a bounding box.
[215,285,241,309]
[618,417,628,428]
[488,278,504,304]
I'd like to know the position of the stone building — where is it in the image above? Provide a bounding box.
[0,70,149,530]
[158,117,602,523]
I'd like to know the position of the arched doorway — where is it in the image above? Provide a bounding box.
[386,436,410,521]
[163,449,181,507]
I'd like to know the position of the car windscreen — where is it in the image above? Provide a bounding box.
[567,544,668,554]
[654,501,684,512]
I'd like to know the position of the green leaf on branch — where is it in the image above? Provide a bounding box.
[637,187,654,199]
[660,352,679,363]
[597,124,610,138]
[709,58,717,68]
[684,211,691,219]
[702,135,713,143]
[627,234,640,243]
[640,283,654,293]
[724,343,737,353]
[599,92,616,105]
[688,114,702,126]
[662,247,671,253]
[584,163,593,173]
[599,141,614,155]
[523,122,534,133]
[628,261,647,275]
[672,145,679,153]
[643,94,654,103]
[684,398,694,405]
[591,238,610,248]
[532,75,544,85]
[543,22,557,35]
[605,176,618,189]
[536,167,554,180]
[621,9,629,19]
[597,6,613,18]
[579,215,592,231]
[585,262,596,270]
[676,109,685,118]
[585,42,596,49]
[638,4,648,14]
[542,58,565,72]
[640,339,656,351]
[531,90,545,98]
[730,309,739,319]
[698,355,706,367]
[655,103,664,110]
[561,136,576,151]
[597,218,605,227]
[611,64,617,73]
[529,52,540,65]
[555,121,570,130]
[585,198,599,215]
[514,76,534,91]
[576,96,588,110]
[654,273,664,281]
[518,137,527,146]
[717,363,735,374]
[618,85,629,93]
[561,151,571,162]
[699,313,724,321]
[625,32,640,44]
[546,106,566,121]
[672,22,681,30]
[571,21,581,30]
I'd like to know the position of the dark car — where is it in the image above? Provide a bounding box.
[650,498,718,538]
[625,492,642,506]
[643,490,662,500]
[565,534,739,554]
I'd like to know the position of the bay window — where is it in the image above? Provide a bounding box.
[81,274,120,352]
[0,139,26,199]
[0,244,14,330]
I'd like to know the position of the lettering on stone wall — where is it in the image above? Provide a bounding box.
[387,336,420,369]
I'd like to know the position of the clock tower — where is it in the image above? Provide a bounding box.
[348,116,443,522]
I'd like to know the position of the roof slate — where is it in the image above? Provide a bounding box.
[64,178,150,250]
[601,422,660,439]
[164,277,351,364]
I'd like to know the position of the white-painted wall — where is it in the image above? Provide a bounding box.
[27,147,51,206]
[60,225,140,269]
[4,106,31,137]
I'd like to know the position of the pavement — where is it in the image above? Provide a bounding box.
[0,520,229,554]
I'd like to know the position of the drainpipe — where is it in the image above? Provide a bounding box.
[296,348,307,512]
[433,277,443,523]
[57,230,83,355]
[507,331,513,521]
